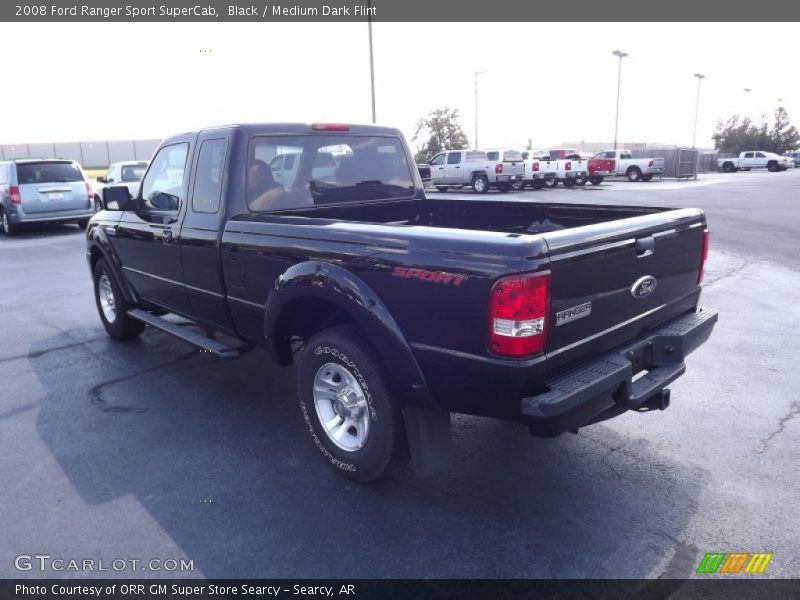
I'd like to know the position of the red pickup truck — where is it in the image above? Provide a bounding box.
[550,149,615,186]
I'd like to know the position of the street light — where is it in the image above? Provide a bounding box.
[692,73,705,149]
[743,88,752,119]
[612,50,628,150]
[472,70,487,148]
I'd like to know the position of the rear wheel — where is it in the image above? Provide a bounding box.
[575,176,588,186]
[435,186,449,192]
[531,180,545,190]
[472,175,489,194]
[626,167,642,182]
[544,178,558,188]
[767,161,778,172]
[297,325,407,482]
[589,176,604,185]
[563,178,576,188]
[497,183,511,192]
[92,259,145,341]
[641,174,654,182]
[722,162,735,173]
[0,208,19,236]
[511,180,524,191]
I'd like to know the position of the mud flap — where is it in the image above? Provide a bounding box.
[402,405,453,477]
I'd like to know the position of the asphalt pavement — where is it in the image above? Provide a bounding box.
[1,169,798,581]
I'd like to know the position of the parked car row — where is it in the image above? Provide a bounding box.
[717,151,794,172]
[418,147,665,193]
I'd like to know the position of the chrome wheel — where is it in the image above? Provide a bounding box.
[97,274,117,323]
[313,362,370,452]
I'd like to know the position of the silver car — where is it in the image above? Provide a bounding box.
[0,159,94,236]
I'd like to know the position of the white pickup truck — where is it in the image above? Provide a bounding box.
[717,151,793,173]
[428,149,525,193]
[548,149,588,187]
[521,151,558,189]
[594,150,665,182]
[93,161,148,211]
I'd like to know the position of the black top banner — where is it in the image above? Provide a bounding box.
[4,0,800,21]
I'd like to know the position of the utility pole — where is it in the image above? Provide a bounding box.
[472,71,487,148]
[692,73,705,149]
[612,50,628,150]
[367,0,376,123]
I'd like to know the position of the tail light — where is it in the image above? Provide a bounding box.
[9,186,21,205]
[565,161,571,171]
[311,123,350,131]
[533,162,540,172]
[488,272,551,358]
[698,230,710,284]
[495,164,503,174]
[648,160,654,167]
[85,182,93,203]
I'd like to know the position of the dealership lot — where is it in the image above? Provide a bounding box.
[1,170,798,579]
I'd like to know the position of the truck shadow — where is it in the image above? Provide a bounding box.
[31,329,706,579]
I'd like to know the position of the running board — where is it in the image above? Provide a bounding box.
[127,309,240,359]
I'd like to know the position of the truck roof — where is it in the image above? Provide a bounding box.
[168,122,406,139]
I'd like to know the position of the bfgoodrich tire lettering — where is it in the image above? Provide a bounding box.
[297,325,407,482]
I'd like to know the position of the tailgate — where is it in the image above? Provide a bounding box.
[541,208,707,369]
[502,151,525,176]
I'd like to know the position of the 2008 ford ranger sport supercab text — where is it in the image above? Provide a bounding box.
[86,123,717,482]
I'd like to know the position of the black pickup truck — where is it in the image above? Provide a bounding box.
[87,123,717,481]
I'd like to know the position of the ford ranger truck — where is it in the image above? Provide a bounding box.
[87,123,718,482]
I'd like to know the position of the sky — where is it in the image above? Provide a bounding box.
[0,22,796,152]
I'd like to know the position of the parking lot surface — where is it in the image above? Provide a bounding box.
[1,170,798,579]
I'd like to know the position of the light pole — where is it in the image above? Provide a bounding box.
[366,0,376,123]
[472,71,487,148]
[692,73,705,149]
[743,88,752,119]
[612,50,628,150]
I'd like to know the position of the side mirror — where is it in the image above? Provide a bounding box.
[103,185,134,211]
[97,176,106,184]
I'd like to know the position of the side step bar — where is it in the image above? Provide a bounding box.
[127,309,240,359]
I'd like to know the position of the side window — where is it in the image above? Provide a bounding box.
[191,139,227,214]
[605,151,616,159]
[621,152,632,159]
[106,166,116,183]
[755,152,766,158]
[429,153,445,166]
[140,143,189,212]
[743,152,753,158]
[447,152,462,165]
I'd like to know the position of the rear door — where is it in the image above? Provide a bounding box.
[445,151,463,183]
[14,161,89,214]
[541,209,707,370]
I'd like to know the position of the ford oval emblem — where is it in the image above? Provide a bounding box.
[631,275,657,299]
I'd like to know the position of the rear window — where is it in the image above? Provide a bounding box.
[486,151,500,161]
[503,151,522,161]
[247,135,414,211]
[16,161,84,184]
[121,164,147,182]
[466,151,487,162]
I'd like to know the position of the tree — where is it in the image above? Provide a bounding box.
[412,108,469,163]
[713,107,799,155]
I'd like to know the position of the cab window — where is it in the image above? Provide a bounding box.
[140,143,189,212]
[191,139,227,214]
[447,152,462,165]
[429,153,445,166]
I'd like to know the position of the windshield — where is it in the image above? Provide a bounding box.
[16,161,83,184]
[121,164,147,181]
[247,135,414,211]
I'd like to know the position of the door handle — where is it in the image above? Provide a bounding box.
[635,236,655,258]
[162,229,174,244]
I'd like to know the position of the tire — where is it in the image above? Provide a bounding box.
[767,161,778,172]
[472,175,489,194]
[511,180,524,191]
[92,259,145,341]
[497,183,511,193]
[589,176,604,185]
[531,180,545,190]
[722,162,735,173]
[563,178,575,188]
[626,167,642,182]
[297,325,407,482]
[544,178,558,188]
[435,186,449,192]
[77,219,90,230]
[0,208,19,236]
[575,176,588,186]
[641,174,654,182]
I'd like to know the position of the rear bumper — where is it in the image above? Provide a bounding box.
[8,207,94,224]
[528,173,557,180]
[493,174,524,184]
[522,308,717,437]
[645,167,665,175]
[590,170,614,177]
